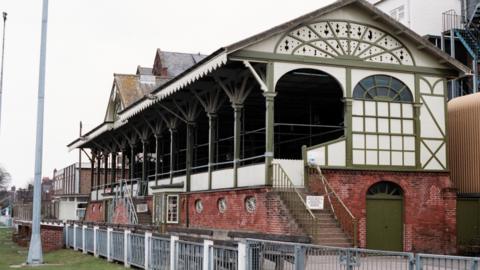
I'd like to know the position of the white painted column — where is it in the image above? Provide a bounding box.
[124,229,131,268]
[144,231,152,270]
[238,241,247,270]
[82,225,87,253]
[107,227,113,261]
[93,226,99,257]
[170,235,179,270]
[65,224,70,248]
[203,239,214,270]
[73,224,78,251]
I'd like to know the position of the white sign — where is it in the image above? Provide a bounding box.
[306,196,324,210]
[136,204,148,213]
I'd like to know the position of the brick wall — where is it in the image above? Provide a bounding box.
[180,188,304,236]
[309,169,456,254]
[79,168,92,195]
[13,223,64,252]
[84,201,105,222]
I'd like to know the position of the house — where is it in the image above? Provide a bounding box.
[68,0,469,253]
[52,163,92,221]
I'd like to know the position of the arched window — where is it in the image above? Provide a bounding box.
[367,181,403,197]
[353,75,413,102]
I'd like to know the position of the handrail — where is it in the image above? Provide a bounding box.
[272,162,315,219]
[312,165,358,247]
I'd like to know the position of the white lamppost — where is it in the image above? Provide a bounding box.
[27,0,49,265]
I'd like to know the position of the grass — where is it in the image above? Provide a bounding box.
[0,228,126,270]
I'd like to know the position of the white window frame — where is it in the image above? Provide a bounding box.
[166,194,179,224]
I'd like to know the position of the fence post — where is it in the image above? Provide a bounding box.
[82,225,87,254]
[145,231,152,270]
[415,254,422,270]
[170,235,179,270]
[238,241,247,270]
[107,227,113,262]
[93,226,99,257]
[294,244,306,270]
[203,239,214,270]
[124,229,131,268]
[73,223,78,251]
[65,223,69,248]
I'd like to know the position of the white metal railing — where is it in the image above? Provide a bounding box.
[63,223,480,270]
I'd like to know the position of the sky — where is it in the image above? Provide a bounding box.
[0,0,335,189]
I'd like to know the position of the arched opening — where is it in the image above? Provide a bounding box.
[366,181,404,251]
[274,68,344,159]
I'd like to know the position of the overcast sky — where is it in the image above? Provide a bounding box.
[0,0,335,188]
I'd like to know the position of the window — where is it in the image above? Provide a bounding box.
[352,75,415,167]
[166,195,179,223]
[353,75,413,102]
[153,194,165,224]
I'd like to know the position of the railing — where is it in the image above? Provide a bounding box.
[272,162,318,237]
[97,229,108,257]
[210,245,238,270]
[67,225,74,248]
[75,226,83,250]
[149,236,170,270]
[63,223,480,270]
[110,230,124,262]
[85,227,94,252]
[443,9,465,32]
[247,239,414,270]
[128,233,145,267]
[311,165,358,247]
[175,240,204,270]
[116,178,138,225]
[416,253,480,270]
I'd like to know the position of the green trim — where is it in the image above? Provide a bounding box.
[230,50,457,76]
[265,62,275,186]
[345,68,353,167]
[414,74,421,169]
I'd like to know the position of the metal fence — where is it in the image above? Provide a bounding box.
[75,226,83,250]
[211,245,238,270]
[175,240,204,270]
[97,229,108,257]
[150,236,170,270]
[128,233,145,268]
[111,230,125,262]
[85,227,94,253]
[64,225,480,270]
[416,254,480,270]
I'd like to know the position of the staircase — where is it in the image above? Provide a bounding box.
[114,179,139,224]
[272,163,355,247]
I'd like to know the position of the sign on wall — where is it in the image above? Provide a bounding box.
[136,204,148,213]
[306,196,324,210]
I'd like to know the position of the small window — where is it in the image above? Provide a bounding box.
[353,75,413,102]
[166,195,179,224]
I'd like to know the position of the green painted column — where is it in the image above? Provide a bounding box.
[129,144,135,181]
[141,139,148,196]
[110,152,116,186]
[207,113,217,190]
[103,152,109,194]
[345,98,353,166]
[169,127,177,184]
[90,152,95,196]
[264,91,276,185]
[120,148,126,180]
[96,153,101,200]
[232,104,243,188]
[186,122,194,192]
[154,135,161,186]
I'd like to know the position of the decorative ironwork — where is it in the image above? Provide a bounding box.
[275,20,414,66]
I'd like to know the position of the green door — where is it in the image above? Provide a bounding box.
[457,198,480,246]
[366,181,404,251]
[367,198,403,251]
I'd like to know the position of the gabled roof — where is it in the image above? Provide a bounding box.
[114,74,168,108]
[223,0,470,74]
[153,49,207,77]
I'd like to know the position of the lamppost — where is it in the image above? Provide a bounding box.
[27,0,49,265]
[0,12,7,132]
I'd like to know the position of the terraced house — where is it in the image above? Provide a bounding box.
[68,0,469,254]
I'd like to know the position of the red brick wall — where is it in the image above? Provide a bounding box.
[179,188,304,236]
[13,223,64,252]
[309,169,456,254]
[112,200,129,224]
[79,168,92,195]
[84,201,105,222]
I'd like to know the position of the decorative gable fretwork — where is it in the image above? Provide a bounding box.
[275,20,414,66]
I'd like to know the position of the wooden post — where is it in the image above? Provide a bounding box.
[169,127,176,184]
[96,154,101,201]
[154,135,161,186]
[232,104,243,188]
[103,152,109,194]
[186,122,194,192]
[264,91,276,186]
[141,139,148,195]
